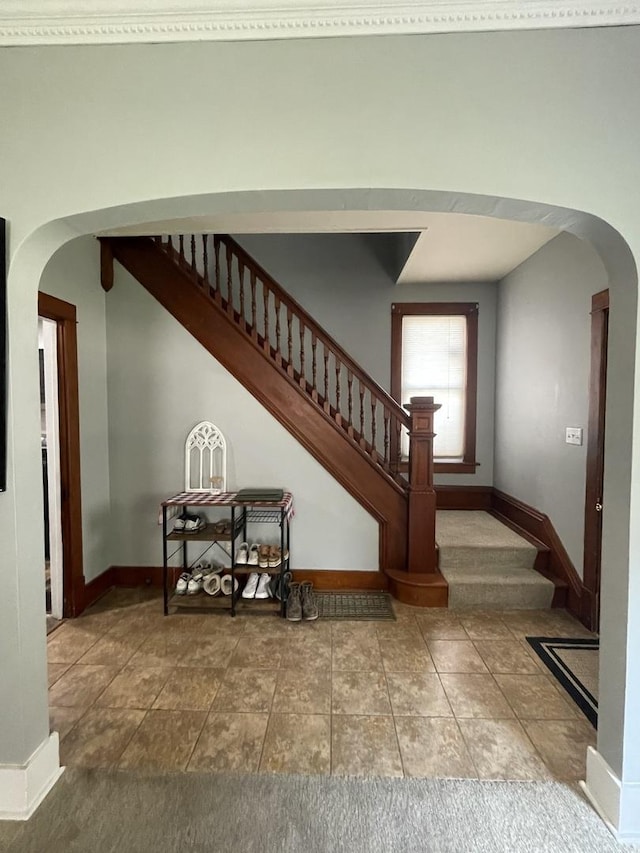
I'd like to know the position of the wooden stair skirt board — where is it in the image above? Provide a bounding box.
[107,237,408,578]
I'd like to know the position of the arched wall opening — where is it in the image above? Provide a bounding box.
[3,187,638,824]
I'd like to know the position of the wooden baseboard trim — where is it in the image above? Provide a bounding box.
[491,489,584,618]
[112,565,166,588]
[292,570,387,590]
[82,568,115,610]
[435,485,492,511]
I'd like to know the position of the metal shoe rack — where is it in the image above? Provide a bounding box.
[161,492,292,618]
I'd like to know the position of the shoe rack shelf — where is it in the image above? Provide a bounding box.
[160,491,292,618]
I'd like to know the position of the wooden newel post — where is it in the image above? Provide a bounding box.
[405,396,441,574]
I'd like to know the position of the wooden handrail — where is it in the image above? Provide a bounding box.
[155,232,411,480]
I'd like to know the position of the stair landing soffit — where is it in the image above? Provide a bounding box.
[2,1,639,46]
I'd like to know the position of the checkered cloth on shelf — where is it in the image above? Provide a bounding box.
[161,491,295,521]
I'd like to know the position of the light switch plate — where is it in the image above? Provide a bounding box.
[566,427,583,446]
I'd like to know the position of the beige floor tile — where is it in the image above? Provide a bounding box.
[272,669,331,714]
[212,668,278,712]
[46,627,100,664]
[260,713,330,775]
[48,665,119,707]
[331,671,392,715]
[395,717,477,778]
[380,637,435,672]
[458,718,551,780]
[440,674,514,719]
[386,672,452,717]
[48,662,70,688]
[60,708,145,768]
[228,636,282,668]
[427,641,488,673]
[494,674,579,719]
[119,709,207,771]
[415,611,469,640]
[278,634,332,671]
[375,620,423,641]
[332,634,383,672]
[523,719,596,781]
[331,715,402,777]
[458,615,514,640]
[106,612,172,638]
[188,712,269,772]
[127,634,190,668]
[49,706,87,740]
[95,666,173,710]
[177,635,241,668]
[77,633,147,667]
[153,667,224,711]
[473,640,543,674]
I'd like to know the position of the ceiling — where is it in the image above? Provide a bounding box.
[1,0,637,46]
[100,210,559,283]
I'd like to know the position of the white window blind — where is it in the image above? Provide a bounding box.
[401,315,467,459]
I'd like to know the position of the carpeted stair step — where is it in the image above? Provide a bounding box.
[436,510,554,610]
[443,564,555,610]
[436,511,538,571]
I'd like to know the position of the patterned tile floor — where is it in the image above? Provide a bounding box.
[47,589,597,780]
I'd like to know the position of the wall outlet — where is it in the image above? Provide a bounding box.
[565,427,583,446]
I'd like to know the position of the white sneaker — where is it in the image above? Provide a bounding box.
[236,542,249,565]
[187,572,204,595]
[242,572,260,599]
[175,572,190,595]
[255,574,272,600]
[220,574,238,596]
[203,573,221,596]
[248,544,260,566]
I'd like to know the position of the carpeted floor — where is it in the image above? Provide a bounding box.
[0,769,637,853]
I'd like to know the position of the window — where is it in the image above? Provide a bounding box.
[391,303,478,474]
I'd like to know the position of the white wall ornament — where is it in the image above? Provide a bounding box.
[1,0,639,45]
[185,420,227,493]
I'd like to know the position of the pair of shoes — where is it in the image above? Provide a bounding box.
[213,518,233,536]
[269,571,291,601]
[175,560,222,595]
[235,543,289,568]
[242,572,272,599]
[287,581,319,622]
[173,513,206,534]
[205,574,238,597]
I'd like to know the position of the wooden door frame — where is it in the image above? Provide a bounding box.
[38,292,85,617]
[582,288,609,632]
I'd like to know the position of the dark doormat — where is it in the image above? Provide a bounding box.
[315,592,396,621]
[526,637,599,728]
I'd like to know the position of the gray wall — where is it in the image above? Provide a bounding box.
[39,237,113,582]
[494,233,609,575]
[106,261,378,571]
[237,233,497,486]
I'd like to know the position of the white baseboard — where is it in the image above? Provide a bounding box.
[581,745,640,843]
[0,733,64,821]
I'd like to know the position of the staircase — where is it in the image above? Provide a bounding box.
[437,511,555,609]
[101,233,446,605]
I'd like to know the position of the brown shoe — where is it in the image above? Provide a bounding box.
[258,544,270,568]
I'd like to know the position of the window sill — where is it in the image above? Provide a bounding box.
[396,460,479,475]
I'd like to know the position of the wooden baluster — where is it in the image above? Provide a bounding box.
[274,295,282,367]
[238,258,245,329]
[384,409,390,470]
[263,287,270,354]
[214,236,221,303]
[371,396,378,461]
[178,235,185,265]
[323,347,330,414]
[167,235,173,254]
[347,370,354,438]
[190,235,197,279]
[335,356,342,426]
[286,306,294,376]
[359,382,366,448]
[299,322,306,389]
[225,243,233,316]
[311,333,318,402]
[396,420,403,469]
[250,272,257,340]
[202,235,209,286]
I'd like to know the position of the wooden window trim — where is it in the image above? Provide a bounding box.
[390,302,479,475]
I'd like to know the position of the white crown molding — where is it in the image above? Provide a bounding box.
[1,1,639,46]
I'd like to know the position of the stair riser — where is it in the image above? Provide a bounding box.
[438,546,537,570]
[448,583,554,610]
